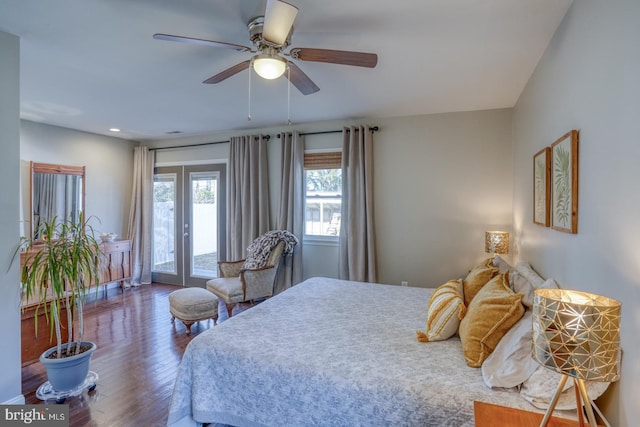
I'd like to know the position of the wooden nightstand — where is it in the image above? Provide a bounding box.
[474,401,603,427]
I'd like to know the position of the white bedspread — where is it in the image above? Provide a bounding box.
[167,277,541,426]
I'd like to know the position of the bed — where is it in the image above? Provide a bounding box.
[167,275,564,427]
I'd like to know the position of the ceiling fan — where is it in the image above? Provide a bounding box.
[153,0,378,95]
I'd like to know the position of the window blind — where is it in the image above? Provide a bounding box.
[304,152,341,170]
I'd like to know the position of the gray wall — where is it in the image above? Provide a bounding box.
[150,109,514,287]
[512,1,640,425]
[0,30,23,404]
[20,120,137,239]
[374,110,513,286]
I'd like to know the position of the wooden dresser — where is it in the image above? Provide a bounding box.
[20,239,132,366]
[98,239,132,287]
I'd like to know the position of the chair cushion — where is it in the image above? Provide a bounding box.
[206,277,244,303]
[169,288,218,321]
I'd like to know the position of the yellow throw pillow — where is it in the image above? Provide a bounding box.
[463,258,499,306]
[458,271,525,367]
[416,279,466,342]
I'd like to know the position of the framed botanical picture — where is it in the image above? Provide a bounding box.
[533,147,550,226]
[550,130,579,234]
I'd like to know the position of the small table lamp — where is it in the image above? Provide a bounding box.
[532,289,621,427]
[484,231,509,257]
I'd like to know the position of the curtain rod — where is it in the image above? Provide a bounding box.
[276,126,379,138]
[149,125,379,150]
[149,134,271,151]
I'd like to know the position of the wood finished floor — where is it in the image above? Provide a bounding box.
[21,283,244,427]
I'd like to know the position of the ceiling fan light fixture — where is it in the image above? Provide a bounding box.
[253,54,287,80]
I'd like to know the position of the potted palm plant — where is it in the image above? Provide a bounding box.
[17,213,101,396]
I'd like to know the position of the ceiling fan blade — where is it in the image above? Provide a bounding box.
[290,48,378,68]
[153,33,252,52]
[203,60,252,84]
[262,0,298,46]
[286,62,319,95]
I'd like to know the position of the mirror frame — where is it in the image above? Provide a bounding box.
[30,161,86,243]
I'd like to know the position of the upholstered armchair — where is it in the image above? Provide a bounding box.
[206,231,298,318]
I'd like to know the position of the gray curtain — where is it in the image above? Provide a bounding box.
[32,173,56,240]
[276,131,304,292]
[64,174,81,224]
[228,135,271,260]
[127,146,155,285]
[339,125,377,282]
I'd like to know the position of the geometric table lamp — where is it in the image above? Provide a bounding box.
[484,231,509,257]
[532,289,621,427]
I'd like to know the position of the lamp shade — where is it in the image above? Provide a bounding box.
[532,288,621,382]
[484,231,509,255]
[253,54,287,80]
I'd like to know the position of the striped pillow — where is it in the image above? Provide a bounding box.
[416,279,466,342]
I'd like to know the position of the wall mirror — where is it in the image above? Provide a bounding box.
[30,161,85,242]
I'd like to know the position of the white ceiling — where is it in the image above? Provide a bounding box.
[0,0,572,142]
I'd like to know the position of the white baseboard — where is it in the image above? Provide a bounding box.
[2,394,25,404]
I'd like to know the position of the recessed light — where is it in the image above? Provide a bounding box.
[109,128,121,132]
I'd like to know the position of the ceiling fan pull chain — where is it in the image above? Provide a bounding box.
[287,64,292,126]
[247,59,253,121]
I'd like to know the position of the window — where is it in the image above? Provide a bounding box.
[304,151,341,237]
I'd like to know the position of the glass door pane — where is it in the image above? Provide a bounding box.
[153,174,176,273]
[189,171,219,279]
[152,169,183,285]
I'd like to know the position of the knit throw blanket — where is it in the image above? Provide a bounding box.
[243,230,299,270]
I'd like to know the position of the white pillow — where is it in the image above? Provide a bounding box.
[515,261,545,288]
[493,258,539,300]
[481,311,540,389]
[514,262,559,309]
[517,276,559,309]
[492,255,512,274]
[520,365,611,410]
[493,256,526,296]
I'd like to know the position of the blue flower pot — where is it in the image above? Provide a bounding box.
[39,341,97,392]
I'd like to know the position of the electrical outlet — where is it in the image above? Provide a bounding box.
[401,281,408,287]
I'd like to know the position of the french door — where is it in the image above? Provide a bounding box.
[152,164,226,288]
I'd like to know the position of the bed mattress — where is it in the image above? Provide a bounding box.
[168,277,543,426]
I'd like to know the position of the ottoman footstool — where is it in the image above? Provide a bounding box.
[169,287,219,335]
